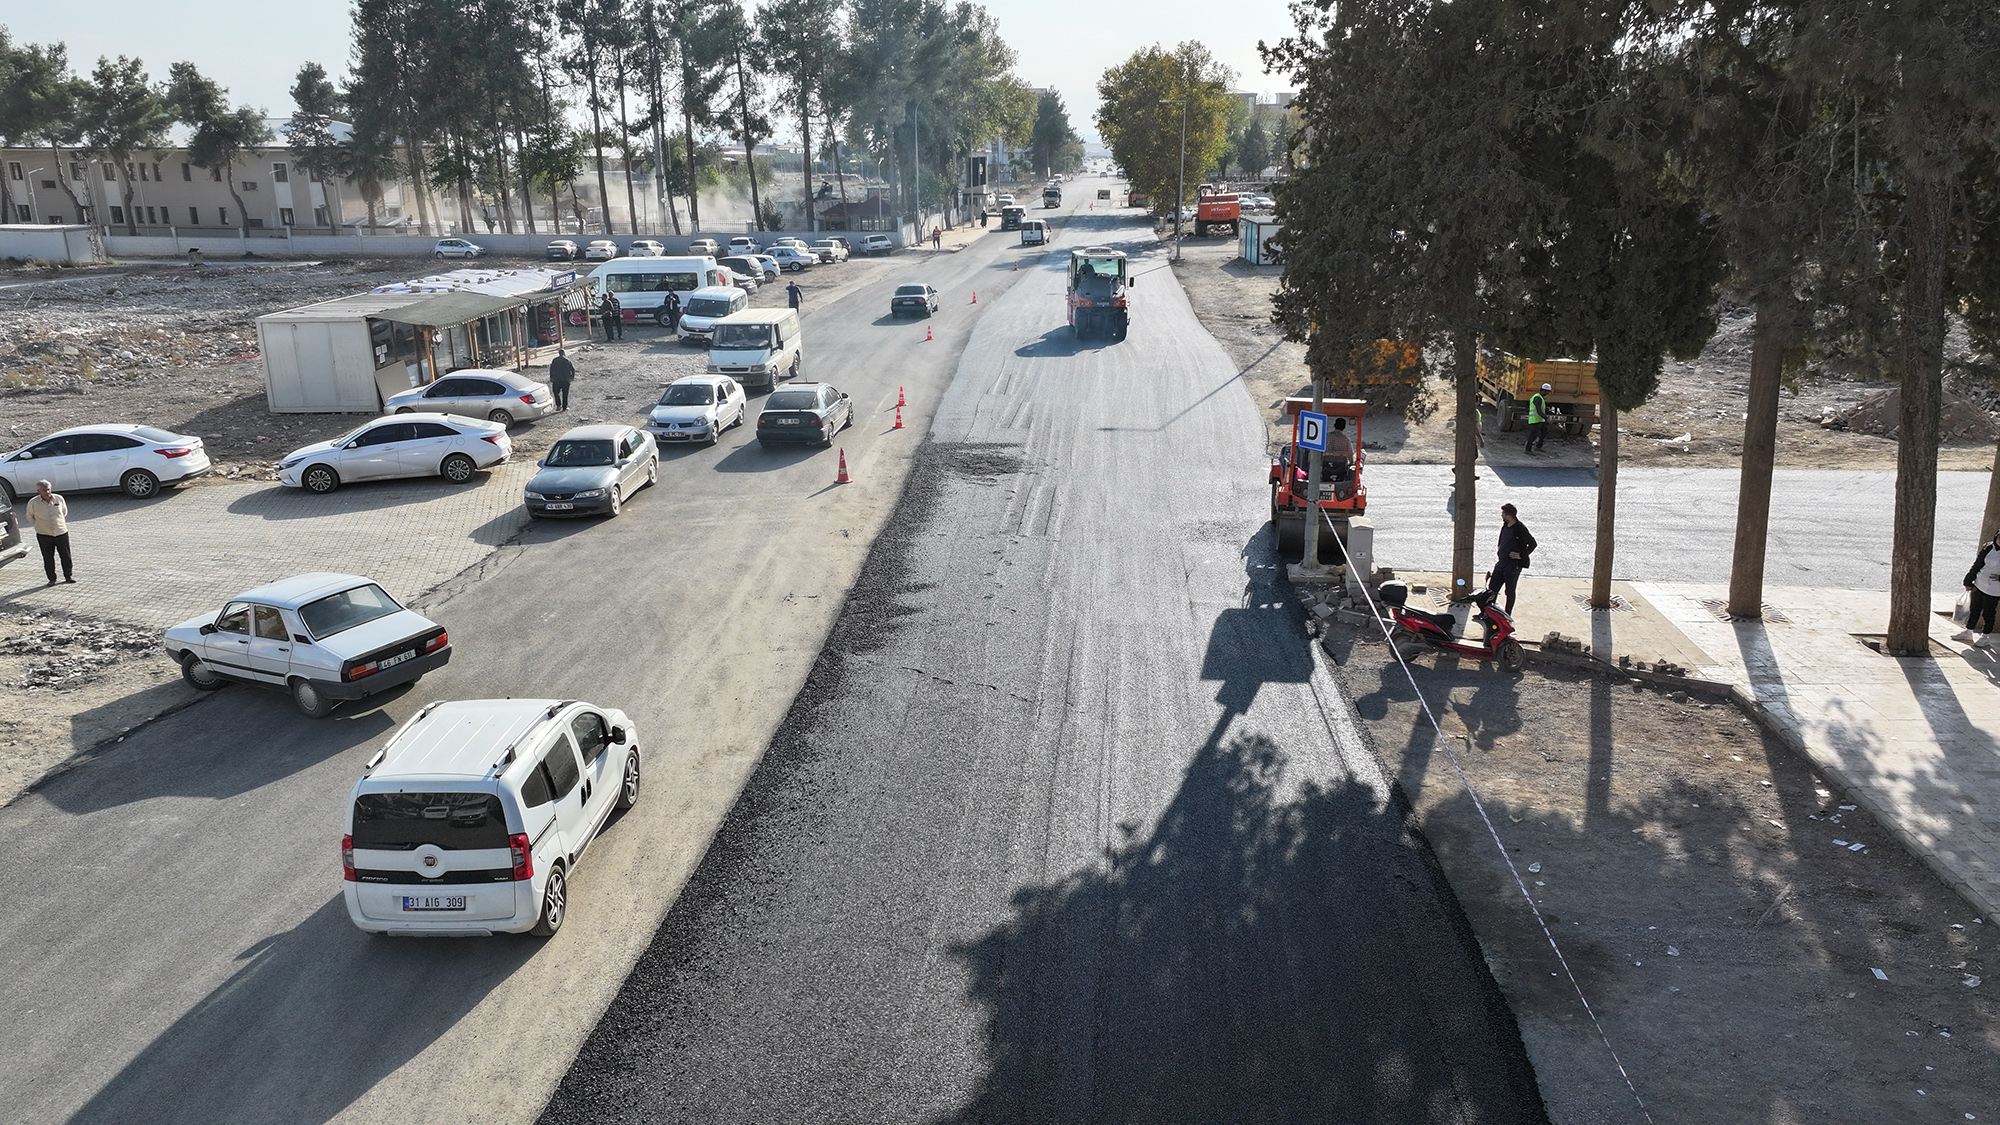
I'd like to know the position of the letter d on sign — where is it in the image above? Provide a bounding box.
[1297,410,1329,453]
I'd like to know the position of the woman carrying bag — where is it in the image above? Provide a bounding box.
[1958,527,2000,646]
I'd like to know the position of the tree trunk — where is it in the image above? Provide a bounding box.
[1591,403,1619,607]
[1885,147,1952,655]
[404,136,433,236]
[683,100,701,230]
[226,176,250,236]
[51,146,88,217]
[737,51,763,230]
[586,71,614,235]
[1451,325,1479,593]
[801,95,814,232]
[616,64,640,233]
[118,162,139,235]
[650,61,680,235]
[1983,439,2000,541]
[516,124,537,234]
[831,125,850,223]
[1727,298,1791,617]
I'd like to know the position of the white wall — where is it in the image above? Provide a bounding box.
[102,228,910,261]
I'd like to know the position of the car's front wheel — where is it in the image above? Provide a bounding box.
[616,749,641,810]
[181,652,226,691]
[530,865,567,937]
[302,465,339,494]
[441,453,476,483]
[291,677,335,719]
[121,469,160,499]
[606,485,622,517]
[645,458,658,488]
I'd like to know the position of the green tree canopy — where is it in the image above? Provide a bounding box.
[1095,42,1234,213]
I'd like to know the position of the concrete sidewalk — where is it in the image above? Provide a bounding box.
[1404,571,2000,920]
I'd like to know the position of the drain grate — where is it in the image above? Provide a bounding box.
[1571,593,1636,613]
[1700,598,1791,623]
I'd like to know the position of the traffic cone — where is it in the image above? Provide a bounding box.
[897,385,906,406]
[894,404,904,429]
[836,449,850,484]
[971,291,977,304]
[925,324,933,341]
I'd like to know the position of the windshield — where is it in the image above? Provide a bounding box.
[299,583,402,638]
[765,391,819,410]
[351,792,508,851]
[712,324,774,349]
[603,271,700,293]
[687,298,732,316]
[658,383,715,406]
[544,439,616,467]
[894,285,928,296]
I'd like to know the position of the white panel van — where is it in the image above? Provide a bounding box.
[707,308,803,391]
[589,256,731,324]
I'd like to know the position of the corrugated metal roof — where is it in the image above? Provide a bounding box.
[259,291,444,322]
[373,290,525,326]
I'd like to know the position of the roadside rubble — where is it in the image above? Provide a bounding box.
[0,611,159,691]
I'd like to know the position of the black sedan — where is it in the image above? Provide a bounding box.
[756,383,854,448]
[890,283,940,318]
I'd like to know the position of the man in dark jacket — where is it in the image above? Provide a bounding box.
[547,347,575,411]
[1483,502,1536,614]
[600,292,622,340]
[663,288,683,331]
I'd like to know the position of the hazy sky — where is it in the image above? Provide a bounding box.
[6,0,1298,144]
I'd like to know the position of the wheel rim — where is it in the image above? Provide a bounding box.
[294,680,321,713]
[124,471,157,498]
[185,657,221,687]
[304,467,336,493]
[443,455,473,482]
[609,487,620,515]
[623,756,641,803]
[488,410,513,425]
[543,872,566,930]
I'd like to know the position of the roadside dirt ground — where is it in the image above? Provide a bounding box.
[1326,627,1998,1123]
[1173,237,1998,470]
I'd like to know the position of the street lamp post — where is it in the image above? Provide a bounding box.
[1158,98,1188,261]
[23,169,44,223]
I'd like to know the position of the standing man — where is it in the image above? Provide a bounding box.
[1524,382,1551,454]
[931,227,942,250]
[600,292,622,341]
[548,346,575,412]
[663,288,683,332]
[27,480,74,586]
[786,280,803,311]
[1958,526,2000,646]
[1482,502,1536,614]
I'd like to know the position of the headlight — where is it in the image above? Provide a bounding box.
[279,457,302,469]
[574,488,607,499]
[524,491,544,501]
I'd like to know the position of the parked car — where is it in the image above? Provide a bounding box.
[808,239,848,263]
[383,368,556,426]
[277,414,511,495]
[756,383,853,448]
[524,425,657,518]
[767,246,816,272]
[341,697,640,936]
[822,236,853,253]
[860,233,895,255]
[433,238,486,259]
[718,256,764,290]
[687,237,721,255]
[0,424,211,502]
[164,572,451,718]
[890,283,941,317]
[727,235,761,256]
[545,240,579,261]
[646,375,747,446]
[583,240,620,261]
[676,285,749,342]
[628,239,666,257]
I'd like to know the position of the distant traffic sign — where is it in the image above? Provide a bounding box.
[1296,410,1329,452]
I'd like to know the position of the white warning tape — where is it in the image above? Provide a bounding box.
[1321,511,1653,1123]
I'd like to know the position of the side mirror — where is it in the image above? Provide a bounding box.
[199,623,216,635]
[610,725,626,743]
[536,459,547,467]
[345,441,360,449]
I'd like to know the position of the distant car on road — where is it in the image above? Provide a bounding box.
[756,383,853,448]
[890,283,940,317]
[524,425,657,518]
[583,240,620,262]
[860,233,895,255]
[629,239,666,257]
[163,572,451,718]
[808,239,848,263]
[768,246,816,272]
[545,239,579,261]
[342,697,640,937]
[647,375,747,446]
[383,369,556,426]
[277,414,511,495]
[433,238,486,260]
[0,423,211,501]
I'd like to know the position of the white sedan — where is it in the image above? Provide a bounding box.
[629,240,666,257]
[277,414,511,494]
[646,375,748,445]
[0,423,212,501]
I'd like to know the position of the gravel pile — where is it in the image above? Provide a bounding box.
[0,613,159,691]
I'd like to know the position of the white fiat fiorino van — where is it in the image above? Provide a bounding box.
[342,698,641,937]
[676,285,749,342]
[707,307,803,391]
[590,256,731,324]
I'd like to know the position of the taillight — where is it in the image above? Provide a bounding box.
[425,631,448,652]
[509,833,532,881]
[1112,297,1128,309]
[347,660,378,682]
[758,415,773,426]
[341,834,356,881]
[481,434,502,445]
[519,394,534,404]
[156,447,193,458]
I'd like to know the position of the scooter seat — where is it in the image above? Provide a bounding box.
[1409,609,1458,632]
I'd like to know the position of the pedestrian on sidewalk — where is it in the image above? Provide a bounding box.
[1482,503,1536,614]
[931,227,942,250]
[1524,383,1550,454]
[26,480,74,586]
[786,280,803,310]
[548,347,575,411]
[1958,527,2000,645]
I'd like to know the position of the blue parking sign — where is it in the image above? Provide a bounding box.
[1296,410,1329,452]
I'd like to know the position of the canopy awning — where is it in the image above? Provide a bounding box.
[373,291,524,327]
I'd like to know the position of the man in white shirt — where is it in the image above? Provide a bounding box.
[25,479,74,586]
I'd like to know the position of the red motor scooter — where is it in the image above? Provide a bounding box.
[1376,580,1525,673]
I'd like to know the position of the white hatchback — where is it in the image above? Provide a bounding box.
[342,698,641,937]
[277,414,511,494]
[647,375,747,445]
[433,238,486,259]
[0,423,212,501]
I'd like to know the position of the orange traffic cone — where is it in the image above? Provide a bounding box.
[897,385,906,406]
[924,324,933,341]
[893,404,904,429]
[836,449,850,484]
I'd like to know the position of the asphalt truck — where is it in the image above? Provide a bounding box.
[1043,184,1062,207]
[1067,246,1131,341]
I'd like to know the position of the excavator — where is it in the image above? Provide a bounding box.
[1067,246,1131,341]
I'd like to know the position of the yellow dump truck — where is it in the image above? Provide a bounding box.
[1478,350,1599,434]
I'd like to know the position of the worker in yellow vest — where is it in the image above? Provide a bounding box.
[1524,382,1551,454]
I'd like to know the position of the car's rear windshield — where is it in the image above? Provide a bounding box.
[659,383,715,405]
[765,391,819,410]
[351,792,507,850]
[132,426,182,443]
[688,298,732,316]
[299,583,402,638]
[894,285,928,296]
[545,439,616,467]
[712,324,773,349]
